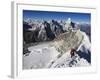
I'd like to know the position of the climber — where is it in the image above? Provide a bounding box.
[70,48,77,58]
[69,48,80,67]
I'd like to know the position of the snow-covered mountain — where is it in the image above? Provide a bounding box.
[23,18,91,69]
[23,30,91,69]
[76,31,91,63]
[48,31,91,68]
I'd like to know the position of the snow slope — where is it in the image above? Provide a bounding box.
[48,31,91,68]
[23,42,60,69]
[23,30,91,69]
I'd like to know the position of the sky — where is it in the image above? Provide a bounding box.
[23,10,91,23]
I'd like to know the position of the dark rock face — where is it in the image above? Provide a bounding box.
[44,21,55,40]
[77,46,91,63]
[23,22,32,30]
[23,22,40,44]
[71,22,75,28]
